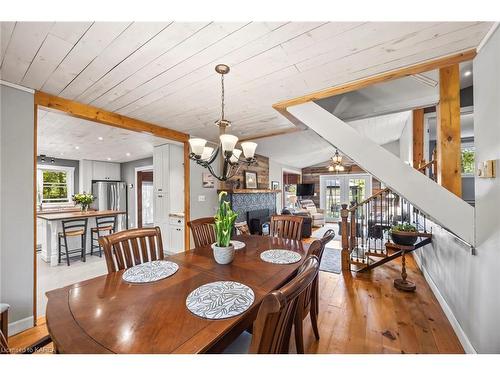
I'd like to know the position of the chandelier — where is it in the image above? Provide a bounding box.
[188,64,257,181]
[328,149,345,173]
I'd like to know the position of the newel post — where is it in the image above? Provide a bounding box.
[340,204,350,271]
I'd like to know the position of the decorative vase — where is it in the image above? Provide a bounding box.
[80,204,89,212]
[390,231,418,246]
[212,243,235,264]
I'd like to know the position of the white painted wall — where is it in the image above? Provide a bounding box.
[399,115,413,164]
[269,160,301,214]
[288,102,474,244]
[415,27,500,353]
[0,84,35,334]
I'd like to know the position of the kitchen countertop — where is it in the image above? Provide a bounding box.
[37,209,125,221]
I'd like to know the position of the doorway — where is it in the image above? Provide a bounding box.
[319,174,372,222]
[136,168,154,228]
[282,170,301,209]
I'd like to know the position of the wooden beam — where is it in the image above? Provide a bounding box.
[34,91,189,143]
[437,64,462,197]
[183,141,191,250]
[412,108,425,170]
[273,49,476,110]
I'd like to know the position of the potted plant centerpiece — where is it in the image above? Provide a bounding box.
[72,192,95,212]
[213,191,238,264]
[390,223,418,246]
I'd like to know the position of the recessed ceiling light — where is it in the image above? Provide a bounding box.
[464,70,472,77]
[107,157,111,161]
[75,146,80,150]
[98,136,104,141]
[126,152,131,157]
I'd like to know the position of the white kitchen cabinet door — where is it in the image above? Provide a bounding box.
[153,144,169,193]
[169,225,184,253]
[79,160,93,193]
[169,144,184,214]
[106,162,121,180]
[92,161,108,180]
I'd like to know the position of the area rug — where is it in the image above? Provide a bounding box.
[319,246,341,274]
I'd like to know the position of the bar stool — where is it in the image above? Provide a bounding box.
[58,218,88,266]
[91,215,117,257]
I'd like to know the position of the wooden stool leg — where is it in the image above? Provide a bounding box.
[82,234,86,262]
[58,236,61,264]
[394,250,416,292]
[63,236,70,266]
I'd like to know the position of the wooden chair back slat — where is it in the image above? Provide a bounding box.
[249,256,319,354]
[188,217,216,248]
[99,227,164,273]
[270,215,303,241]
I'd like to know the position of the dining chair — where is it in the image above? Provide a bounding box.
[294,229,335,353]
[58,218,88,266]
[90,215,117,258]
[187,217,216,248]
[270,215,304,241]
[224,255,319,354]
[98,227,164,273]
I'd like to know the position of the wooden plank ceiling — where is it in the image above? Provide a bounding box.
[0,22,493,140]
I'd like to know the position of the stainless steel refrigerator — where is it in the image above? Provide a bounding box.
[91,181,128,230]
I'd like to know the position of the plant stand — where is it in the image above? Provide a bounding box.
[391,243,416,292]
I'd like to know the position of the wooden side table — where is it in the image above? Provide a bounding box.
[387,242,417,292]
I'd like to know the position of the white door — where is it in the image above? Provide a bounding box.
[320,174,371,222]
[153,144,170,246]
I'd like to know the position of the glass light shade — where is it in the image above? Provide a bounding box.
[332,153,342,164]
[328,165,334,172]
[189,138,207,156]
[230,148,242,163]
[241,142,257,159]
[220,134,238,153]
[201,146,214,160]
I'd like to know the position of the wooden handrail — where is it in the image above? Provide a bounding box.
[348,187,391,212]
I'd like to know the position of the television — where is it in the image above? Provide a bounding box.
[296,183,314,197]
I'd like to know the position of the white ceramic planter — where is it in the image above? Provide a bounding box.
[212,243,235,264]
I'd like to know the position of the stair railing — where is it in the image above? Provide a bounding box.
[340,187,430,271]
[417,149,437,181]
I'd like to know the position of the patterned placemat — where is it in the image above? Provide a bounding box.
[260,249,302,264]
[186,281,255,320]
[122,260,179,283]
[211,240,246,250]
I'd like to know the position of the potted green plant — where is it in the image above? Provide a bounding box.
[390,223,418,246]
[213,191,238,264]
[72,192,95,212]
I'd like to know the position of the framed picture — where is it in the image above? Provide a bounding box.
[202,172,215,188]
[244,171,258,189]
[271,180,279,190]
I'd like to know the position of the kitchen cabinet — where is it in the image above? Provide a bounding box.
[80,160,121,193]
[169,216,185,254]
[92,161,120,181]
[153,143,185,253]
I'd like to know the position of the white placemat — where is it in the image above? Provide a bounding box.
[186,281,255,320]
[122,260,179,283]
[211,240,246,250]
[260,249,302,264]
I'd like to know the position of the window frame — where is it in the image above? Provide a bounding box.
[36,164,75,206]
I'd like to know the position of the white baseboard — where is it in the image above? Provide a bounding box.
[412,253,477,354]
[8,315,34,336]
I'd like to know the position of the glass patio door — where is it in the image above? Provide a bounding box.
[320,174,371,222]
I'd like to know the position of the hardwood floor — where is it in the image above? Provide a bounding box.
[8,255,463,354]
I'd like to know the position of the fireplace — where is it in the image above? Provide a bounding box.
[247,209,270,235]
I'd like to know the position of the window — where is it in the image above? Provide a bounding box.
[461,143,475,176]
[37,165,74,205]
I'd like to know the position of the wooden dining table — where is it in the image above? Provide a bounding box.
[45,235,311,354]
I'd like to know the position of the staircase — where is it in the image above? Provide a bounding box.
[339,187,432,272]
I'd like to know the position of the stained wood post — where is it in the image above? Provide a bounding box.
[437,64,462,197]
[412,108,425,171]
[340,204,350,271]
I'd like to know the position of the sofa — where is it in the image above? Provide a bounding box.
[300,199,326,227]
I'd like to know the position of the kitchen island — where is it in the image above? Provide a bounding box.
[37,209,125,266]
